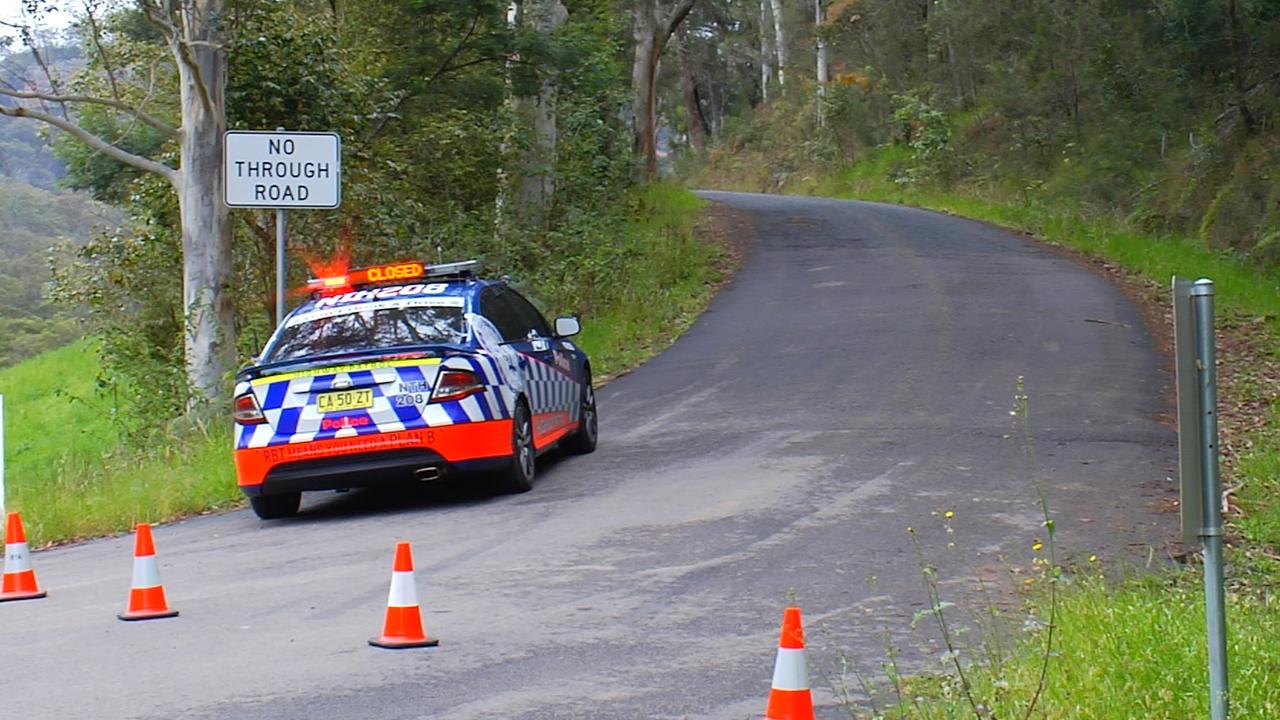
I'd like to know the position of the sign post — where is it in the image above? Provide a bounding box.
[1173,276,1229,720]
[223,130,342,325]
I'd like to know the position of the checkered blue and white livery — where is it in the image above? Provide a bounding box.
[521,353,582,423]
[235,355,515,451]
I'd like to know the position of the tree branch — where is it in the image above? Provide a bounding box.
[0,103,180,185]
[0,87,180,136]
[176,3,217,114]
[14,21,69,119]
[138,0,214,114]
[82,2,124,104]
[660,0,700,52]
[425,11,483,89]
[137,0,180,37]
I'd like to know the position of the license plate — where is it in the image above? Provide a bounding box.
[316,388,374,413]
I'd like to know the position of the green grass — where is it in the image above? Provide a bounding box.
[0,341,117,487]
[1235,405,1280,548]
[1,183,723,546]
[894,571,1280,719]
[0,340,240,544]
[574,182,723,376]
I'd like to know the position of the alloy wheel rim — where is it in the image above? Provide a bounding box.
[583,386,597,441]
[517,411,534,478]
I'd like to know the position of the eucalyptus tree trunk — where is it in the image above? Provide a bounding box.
[631,4,659,179]
[631,0,698,180]
[768,0,787,88]
[759,0,772,103]
[674,33,708,151]
[494,1,521,238]
[0,0,235,404]
[513,0,569,224]
[814,0,827,126]
[174,0,234,402]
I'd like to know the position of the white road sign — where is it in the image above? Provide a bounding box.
[224,131,341,208]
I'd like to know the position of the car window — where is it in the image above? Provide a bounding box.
[479,287,526,342]
[266,305,466,361]
[505,290,551,338]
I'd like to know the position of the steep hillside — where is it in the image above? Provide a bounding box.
[0,179,121,365]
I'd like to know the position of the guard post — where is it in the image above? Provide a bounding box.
[1173,276,1229,720]
[0,394,6,518]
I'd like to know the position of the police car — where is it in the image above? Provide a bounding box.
[233,260,597,519]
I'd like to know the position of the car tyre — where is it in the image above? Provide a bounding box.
[566,373,597,455]
[495,399,535,494]
[250,492,301,520]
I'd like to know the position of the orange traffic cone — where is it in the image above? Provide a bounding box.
[765,606,815,720]
[369,541,438,649]
[1,512,47,602]
[118,523,178,621]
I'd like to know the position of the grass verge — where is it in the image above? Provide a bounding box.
[894,570,1280,719]
[573,182,726,376]
[2,183,727,546]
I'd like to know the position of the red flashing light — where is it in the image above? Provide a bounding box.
[306,261,426,297]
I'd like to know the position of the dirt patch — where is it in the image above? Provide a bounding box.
[694,200,756,289]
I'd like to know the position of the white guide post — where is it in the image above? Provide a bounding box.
[0,394,6,518]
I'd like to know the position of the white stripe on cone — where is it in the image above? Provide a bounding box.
[131,555,162,589]
[387,570,418,607]
[5,542,31,571]
[771,648,810,691]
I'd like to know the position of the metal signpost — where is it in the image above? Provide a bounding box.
[223,129,342,325]
[1173,277,1229,720]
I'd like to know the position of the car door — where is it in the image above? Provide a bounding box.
[483,287,576,445]
[477,286,539,408]
[505,289,581,442]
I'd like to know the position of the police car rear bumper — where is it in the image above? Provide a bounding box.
[235,421,514,493]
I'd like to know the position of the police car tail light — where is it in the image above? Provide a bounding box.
[234,393,267,425]
[431,370,483,402]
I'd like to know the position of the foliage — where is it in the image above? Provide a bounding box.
[889,89,956,186]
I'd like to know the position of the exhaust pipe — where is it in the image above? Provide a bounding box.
[415,467,442,482]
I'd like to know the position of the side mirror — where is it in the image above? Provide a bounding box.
[554,316,581,338]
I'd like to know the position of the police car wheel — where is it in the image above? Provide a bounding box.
[567,375,597,455]
[496,400,535,494]
[250,492,301,520]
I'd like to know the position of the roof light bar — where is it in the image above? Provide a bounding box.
[305,259,482,296]
[424,260,481,278]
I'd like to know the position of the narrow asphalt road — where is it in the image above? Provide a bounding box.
[4,192,1176,719]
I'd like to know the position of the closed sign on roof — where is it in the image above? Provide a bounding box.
[224,131,341,209]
